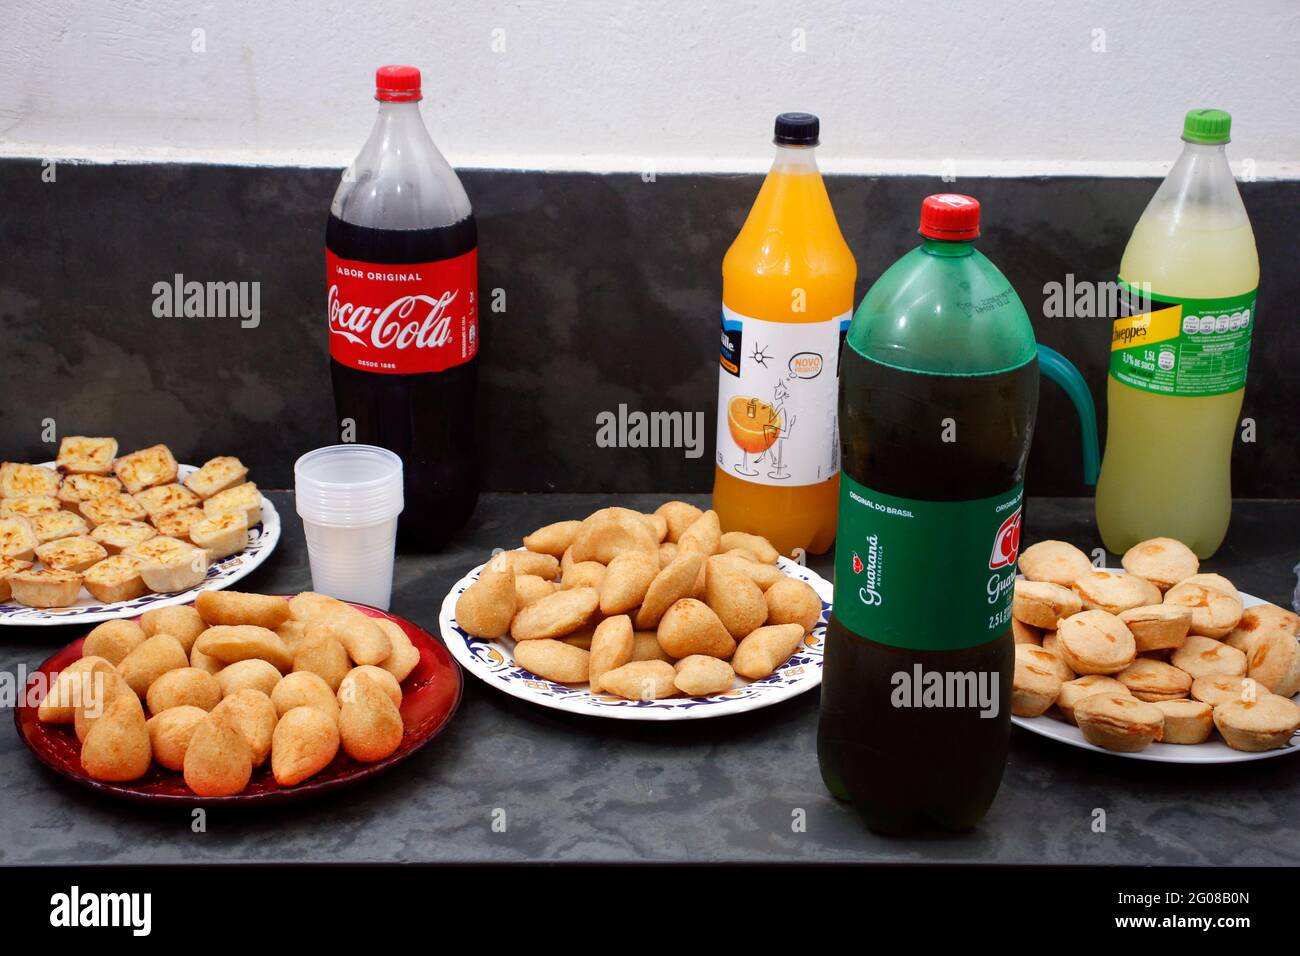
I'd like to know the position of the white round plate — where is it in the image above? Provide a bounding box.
[440,552,829,720]
[1011,571,1299,763]
[0,463,280,627]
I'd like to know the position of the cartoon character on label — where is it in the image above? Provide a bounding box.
[764,377,795,480]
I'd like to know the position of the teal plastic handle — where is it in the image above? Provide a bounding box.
[1037,345,1099,486]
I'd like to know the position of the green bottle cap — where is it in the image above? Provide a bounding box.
[1182,108,1232,144]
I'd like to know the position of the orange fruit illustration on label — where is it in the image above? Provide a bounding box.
[727,396,782,455]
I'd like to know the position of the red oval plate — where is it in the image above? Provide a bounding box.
[14,600,462,806]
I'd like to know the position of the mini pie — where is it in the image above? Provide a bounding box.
[183,456,248,500]
[1011,618,1042,645]
[1152,699,1214,744]
[1041,630,1061,658]
[30,510,90,544]
[189,511,249,559]
[133,482,200,518]
[34,536,107,573]
[9,568,83,607]
[1171,634,1246,680]
[1072,570,1162,615]
[1115,658,1192,702]
[1118,604,1192,652]
[135,540,208,593]
[57,474,124,513]
[1018,643,1072,683]
[1055,609,1136,675]
[1120,537,1199,591]
[1191,674,1262,708]
[1225,603,1300,654]
[0,517,38,560]
[1017,540,1093,587]
[90,519,157,554]
[1012,644,1063,716]
[55,436,118,475]
[0,463,60,498]
[1,495,61,518]
[1012,580,1081,629]
[153,506,205,540]
[1074,693,1164,752]
[83,554,148,604]
[203,482,262,528]
[1245,630,1300,698]
[80,493,148,527]
[1055,675,1129,725]
[1163,582,1243,639]
[0,556,34,601]
[113,444,178,494]
[1213,694,1300,752]
[1178,573,1239,603]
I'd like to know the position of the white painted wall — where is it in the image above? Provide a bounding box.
[1,0,1297,177]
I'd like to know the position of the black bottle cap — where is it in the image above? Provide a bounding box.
[773,112,820,146]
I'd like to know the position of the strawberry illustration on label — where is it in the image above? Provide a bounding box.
[988,508,1022,570]
[852,552,864,574]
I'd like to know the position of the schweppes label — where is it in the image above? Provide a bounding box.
[1109,280,1256,397]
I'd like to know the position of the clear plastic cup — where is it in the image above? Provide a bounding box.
[294,445,403,610]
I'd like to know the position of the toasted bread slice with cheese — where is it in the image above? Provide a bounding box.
[89,519,157,554]
[35,535,108,572]
[57,474,124,513]
[83,554,148,604]
[0,463,60,498]
[189,510,249,560]
[0,556,34,601]
[56,436,118,476]
[153,506,204,540]
[30,510,91,544]
[183,456,248,500]
[80,493,149,527]
[113,444,178,494]
[202,482,261,527]
[9,568,83,607]
[0,496,61,519]
[0,517,38,560]
[133,482,199,519]
[136,540,208,593]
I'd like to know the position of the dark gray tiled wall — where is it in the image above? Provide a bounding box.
[0,160,1295,496]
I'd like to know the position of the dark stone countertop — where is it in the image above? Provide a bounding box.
[1,492,1297,865]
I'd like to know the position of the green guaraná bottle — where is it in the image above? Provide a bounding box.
[817,194,1039,833]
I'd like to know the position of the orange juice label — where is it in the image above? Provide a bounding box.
[715,305,848,487]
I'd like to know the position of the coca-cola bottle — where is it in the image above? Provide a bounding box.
[326,64,478,550]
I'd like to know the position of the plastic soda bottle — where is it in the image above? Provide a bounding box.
[818,194,1094,833]
[711,113,857,559]
[1096,109,1259,558]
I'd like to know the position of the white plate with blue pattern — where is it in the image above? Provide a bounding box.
[440,552,830,721]
[0,464,280,627]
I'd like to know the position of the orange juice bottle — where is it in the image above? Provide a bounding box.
[712,113,857,557]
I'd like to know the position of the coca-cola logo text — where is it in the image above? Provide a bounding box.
[328,285,459,352]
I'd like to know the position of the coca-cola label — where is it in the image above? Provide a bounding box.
[326,248,478,374]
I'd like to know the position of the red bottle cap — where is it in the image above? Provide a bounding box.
[919,193,980,240]
[375,65,421,102]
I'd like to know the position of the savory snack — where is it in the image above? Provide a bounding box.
[1152,699,1214,744]
[455,553,517,639]
[588,615,634,693]
[673,655,736,697]
[89,519,157,554]
[271,706,340,786]
[80,694,152,782]
[1072,570,1162,615]
[147,705,209,770]
[188,511,249,559]
[57,475,124,513]
[1117,604,1191,652]
[1073,693,1165,752]
[1164,581,1243,639]
[35,536,106,573]
[1224,603,1300,654]
[183,456,249,500]
[31,511,90,544]
[764,576,822,633]
[599,550,658,615]
[82,554,148,603]
[146,667,222,713]
[139,604,206,653]
[522,519,581,557]
[1,495,60,518]
[1055,675,1130,725]
[598,660,677,700]
[1012,643,1063,716]
[113,444,179,494]
[1115,658,1192,702]
[0,556,31,601]
[1244,629,1300,698]
[211,689,277,766]
[117,634,189,697]
[1120,537,1199,591]
[512,638,591,684]
[732,623,804,680]
[9,568,83,607]
[1054,610,1136,675]
[0,463,60,498]
[1017,539,1093,586]
[510,587,598,642]
[1012,580,1082,629]
[215,658,283,699]
[194,625,294,673]
[56,437,119,476]
[133,483,200,519]
[0,517,38,560]
[152,507,206,540]
[1190,674,1261,708]
[196,590,292,630]
[183,716,253,796]
[338,673,403,762]
[1170,635,1246,680]
[202,482,262,527]
[1213,694,1300,752]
